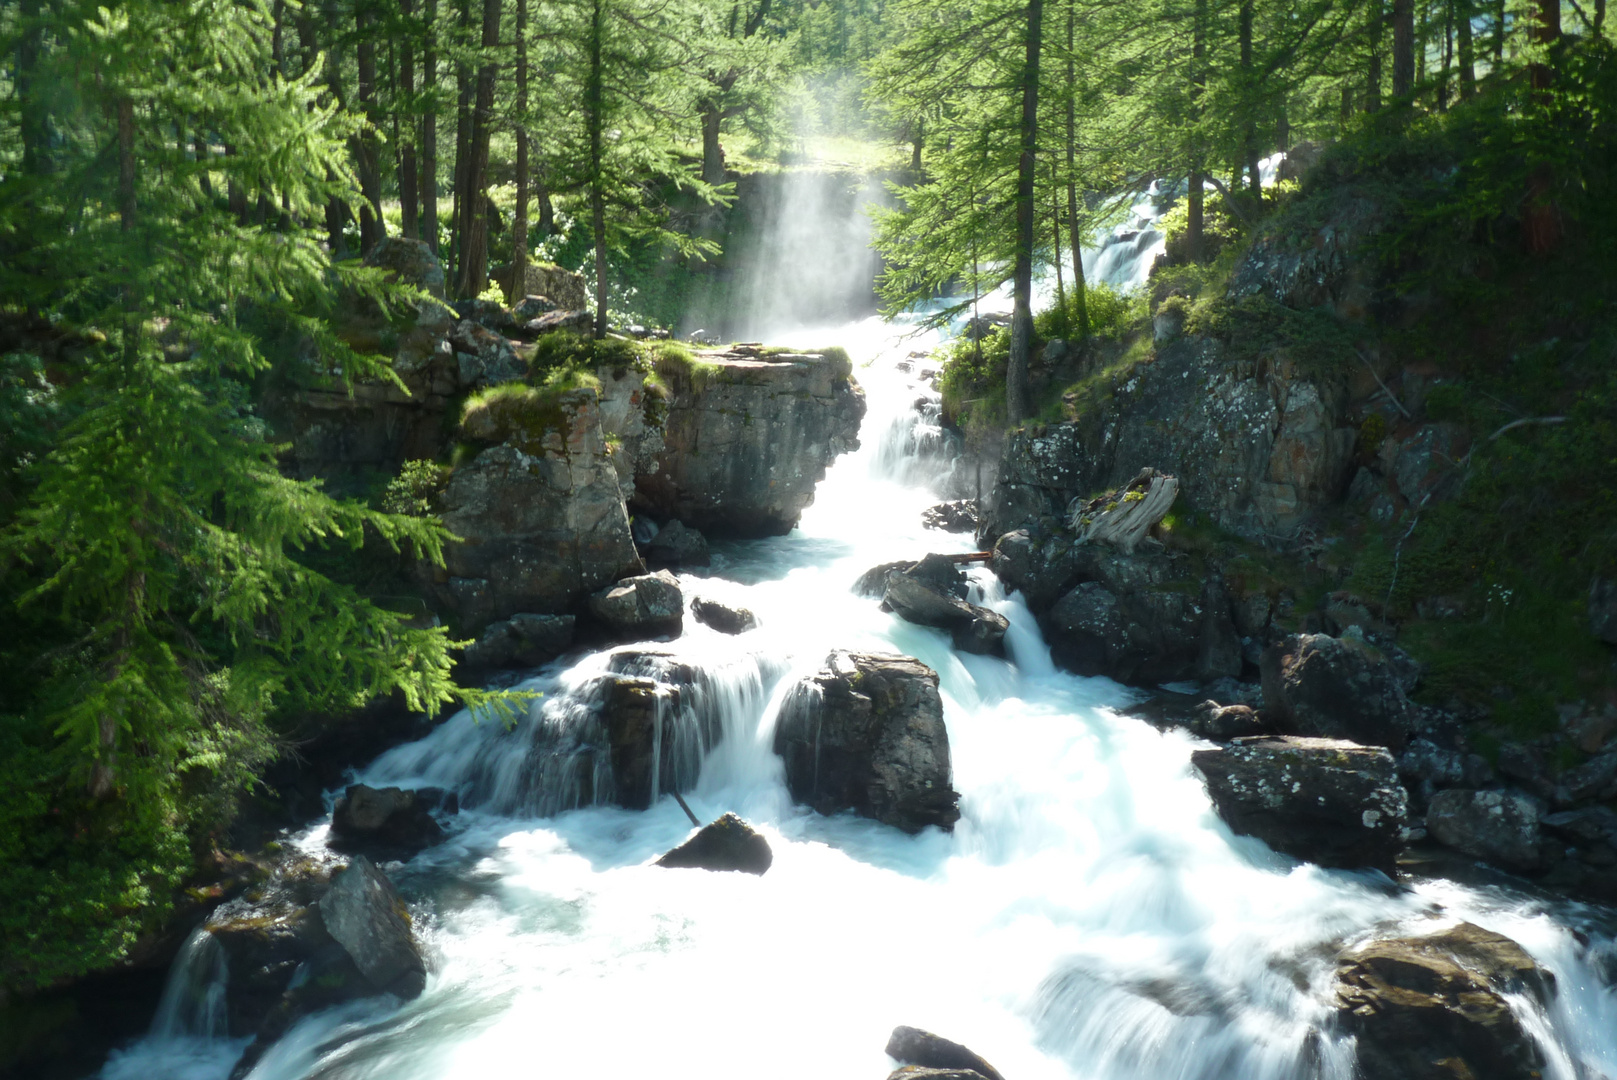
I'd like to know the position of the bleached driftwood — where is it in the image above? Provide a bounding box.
[1067,468,1179,553]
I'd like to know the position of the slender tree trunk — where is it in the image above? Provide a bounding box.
[910,118,924,172]
[18,0,47,175]
[701,102,727,185]
[323,0,350,255]
[1393,0,1415,96]
[1006,0,1044,425]
[449,0,473,287]
[587,0,609,337]
[1493,0,1506,63]
[1240,0,1260,196]
[1524,0,1560,253]
[400,0,419,239]
[454,0,500,298]
[1065,0,1088,336]
[1438,0,1454,109]
[1367,0,1385,111]
[1050,175,1065,316]
[422,0,440,252]
[226,144,248,223]
[1187,0,1207,260]
[1458,0,1476,99]
[117,97,136,231]
[537,167,556,236]
[511,0,529,302]
[356,0,385,254]
[195,133,213,199]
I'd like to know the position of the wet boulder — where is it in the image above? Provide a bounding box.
[774,651,960,833]
[886,1026,1005,1080]
[1191,736,1408,873]
[1261,633,1418,750]
[1191,701,1267,741]
[655,812,773,874]
[855,559,917,598]
[588,569,684,640]
[596,675,684,810]
[883,567,1009,656]
[329,784,445,858]
[318,856,428,998]
[691,596,757,635]
[921,500,980,534]
[460,612,575,674]
[1336,922,1555,1080]
[643,519,711,569]
[1425,788,1544,873]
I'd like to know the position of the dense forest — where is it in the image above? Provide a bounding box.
[2,0,1615,1018]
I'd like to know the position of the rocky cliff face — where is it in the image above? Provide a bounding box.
[634,344,866,537]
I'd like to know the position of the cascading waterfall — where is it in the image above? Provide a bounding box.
[104,178,1617,1080]
[149,928,230,1040]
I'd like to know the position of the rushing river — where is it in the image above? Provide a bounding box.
[99,308,1617,1080]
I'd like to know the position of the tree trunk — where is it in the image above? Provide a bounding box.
[1524,0,1560,253]
[18,0,47,175]
[1240,0,1260,196]
[1393,0,1416,95]
[1007,0,1044,425]
[1493,0,1506,63]
[449,0,473,287]
[701,102,726,185]
[1367,0,1384,111]
[511,0,529,302]
[1050,176,1065,316]
[1065,0,1088,336]
[356,0,385,254]
[910,118,924,172]
[195,133,213,199]
[1438,0,1453,109]
[588,0,609,338]
[226,144,248,223]
[1458,0,1476,99]
[422,0,439,252]
[323,0,350,256]
[454,0,501,298]
[400,0,419,239]
[537,166,556,235]
[117,97,136,231]
[1186,0,1206,260]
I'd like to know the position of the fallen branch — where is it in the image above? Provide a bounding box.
[671,789,701,828]
[1201,175,1259,228]
[1354,349,1413,420]
[1488,415,1566,442]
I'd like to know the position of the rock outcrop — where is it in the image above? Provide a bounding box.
[994,529,1241,684]
[655,813,773,874]
[1261,633,1418,750]
[642,519,711,569]
[634,344,866,537]
[1192,736,1408,873]
[921,500,980,534]
[496,260,589,310]
[588,569,684,640]
[1425,788,1545,873]
[885,1026,1005,1080]
[774,651,960,833]
[429,386,643,630]
[460,612,575,674]
[318,856,428,999]
[1335,922,1555,1080]
[328,784,447,858]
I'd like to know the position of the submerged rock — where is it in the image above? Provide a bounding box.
[596,675,683,810]
[1192,736,1408,873]
[1336,922,1555,1080]
[655,812,773,874]
[1261,633,1418,750]
[588,569,684,640]
[1425,788,1544,873]
[774,651,960,833]
[643,519,711,569]
[885,1026,1005,1080]
[883,567,1008,656]
[329,784,446,858]
[691,596,757,635]
[921,500,980,533]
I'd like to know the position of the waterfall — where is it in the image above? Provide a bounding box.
[149,927,230,1040]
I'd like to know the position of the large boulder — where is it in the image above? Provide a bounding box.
[633,346,865,537]
[773,651,960,833]
[1335,922,1555,1080]
[447,318,525,388]
[885,1027,1005,1080]
[429,385,642,630]
[318,856,428,998]
[656,813,773,874]
[595,675,683,810]
[691,596,757,635]
[329,784,446,858]
[497,260,588,310]
[921,500,980,534]
[1261,633,1418,750]
[460,612,575,674]
[643,519,711,569]
[363,235,445,300]
[1191,736,1408,873]
[1425,788,1544,873]
[881,557,1008,657]
[588,569,684,640]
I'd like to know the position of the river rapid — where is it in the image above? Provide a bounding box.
[98,305,1617,1080]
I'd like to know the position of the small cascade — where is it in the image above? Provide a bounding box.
[149,927,229,1039]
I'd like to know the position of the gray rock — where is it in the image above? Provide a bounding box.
[523,309,593,335]
[1389,422,1470,505]
[461,613,575,673]
[774,651,960,833]
[1426,788,1544,873]
[1261,633,1418,750]
[656,813,772,874]
[318,856,427,998]
[885,1026,1005,1080]
[1543,805,1617,848]
[882,570,1009,657]
[634,348,865,537]
[1555,750,1617,806]
[498,261,588,310]
[329,785,445,858]
[363,236,445,300]
[1191,736,1408,873]
[855,559,919,598]
[509,294,558,321]
[691,596,757,635]
[921,500,980,533]
[589,570,684,640]
[643,519,710,569]
[887,1070,991,1080]
[594,675,685,810]
[1591,578,1617,644]
[1192,701,1266,740]
[448,319,525,388]
[1336,922,1555,1080]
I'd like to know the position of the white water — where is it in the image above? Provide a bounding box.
[104,173,1617,1080]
